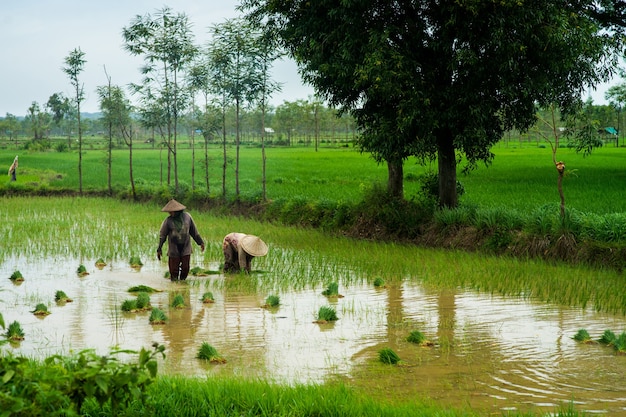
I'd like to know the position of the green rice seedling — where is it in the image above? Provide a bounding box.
[262,295,280,309]
[196,342,227,363]
[598,329,617,346]
[171,294,186,309]
[121,299,138,312]
[32,303,51,316]
[76,264,89,276]
[54,290,73,303]
[407,330,433,346]
[6,320,25,340]
[190,266,212,276]
[613,332,626,354]
[9,270,24,282]
[321,282,343,298]
[573,329,593,343]
[149,308,168,324]
[129,256,143,268]
[201,292,215,303]
[373,277,385,288]
[127,285,160,293]
[315,305,338,323]
[379,347,401,365]
[95,258,107,267]
[135,292,151,310]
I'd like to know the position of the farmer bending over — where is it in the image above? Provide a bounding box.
[157,199,205,281]
[222,233,268,273]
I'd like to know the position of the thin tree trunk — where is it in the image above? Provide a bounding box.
[436,129,458,208]
[387,158,404,199]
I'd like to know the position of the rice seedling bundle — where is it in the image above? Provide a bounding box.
[121,299,138,312]
[379,348,400,365]
[264,295,280,308]
[149,308,168,324]
[54,290,72,303]
[32,303,50,316]
[201,292,215,303]
[196,342,226,363]
[6,321,25,340]
[135,292,151,310]
[76,264,89,276]
[316,306,338,322]
[129,256,143,268]
[9,270,24,281]
[573,329,592,343]
[171,294,186,309]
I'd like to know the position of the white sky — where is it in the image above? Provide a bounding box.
[0,0,315,116]
[0,1,617,117]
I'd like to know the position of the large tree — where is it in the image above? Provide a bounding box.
[123,6,197,194]
[243,0,620,207]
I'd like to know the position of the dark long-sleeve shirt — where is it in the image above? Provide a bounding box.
[158,212,204,257]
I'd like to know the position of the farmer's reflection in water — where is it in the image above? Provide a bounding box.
[159,289,203,368]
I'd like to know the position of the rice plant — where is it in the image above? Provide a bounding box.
[201,292,215,303]
[136,292,151,310]
[9,270,24,282]
[315,305,338,323]
[613,332,626,354]
[76,264,89,276]
[573,329,593,343]
[171,294,186,309]
[379,347,401,365]
[373,277,385,288]
[196,342,227,363]
[149,308,168,324]
[121,299,138,312]
[127,285,159,293]
[32,303,51,316]
[598,329,617,346]
[54,290,73,303]
[6,320,25,341]
[95,258,107,267]
[263,295,280,308]
[129,256,143,268]
[322,282,343,298]
[407,330,433,346]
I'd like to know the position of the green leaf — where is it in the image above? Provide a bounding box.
[2,370,14,384]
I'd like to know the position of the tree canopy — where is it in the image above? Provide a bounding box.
[242,0,622,206]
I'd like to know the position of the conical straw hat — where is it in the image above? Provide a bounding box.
[241,235,268,257]
[161,199,186,212]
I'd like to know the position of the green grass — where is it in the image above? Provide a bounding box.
[3,144,626,215]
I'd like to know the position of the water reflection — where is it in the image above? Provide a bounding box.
[1,254,626,415]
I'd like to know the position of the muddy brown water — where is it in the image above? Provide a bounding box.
[1,254,626,415]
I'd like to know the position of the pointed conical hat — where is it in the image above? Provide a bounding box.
[161,199,186,212]
[241,235,268,257]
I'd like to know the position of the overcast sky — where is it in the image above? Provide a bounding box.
[0,0,315,116]
[0,1,617,117]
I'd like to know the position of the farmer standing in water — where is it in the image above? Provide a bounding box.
[157,199,205,281]
[8,155,18,181]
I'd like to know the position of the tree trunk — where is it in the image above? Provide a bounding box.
[387,158,404,199]
[437,131,458,208]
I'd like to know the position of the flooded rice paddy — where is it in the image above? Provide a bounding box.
[1,252,626,415]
